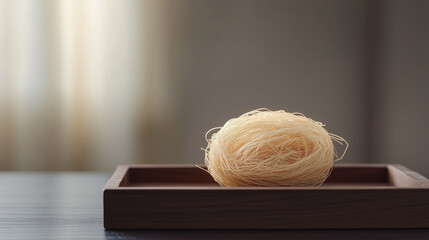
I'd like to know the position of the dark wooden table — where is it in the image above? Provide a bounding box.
[0,172,428,240]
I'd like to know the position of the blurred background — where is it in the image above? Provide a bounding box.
[0,0,427,176]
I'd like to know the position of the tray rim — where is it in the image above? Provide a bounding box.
[104,164,429,191]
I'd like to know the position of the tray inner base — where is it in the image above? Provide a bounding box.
[121,166,398,188]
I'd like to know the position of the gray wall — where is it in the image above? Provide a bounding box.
[142,0,429,176]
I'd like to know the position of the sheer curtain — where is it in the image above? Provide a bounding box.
[0,0,179,170]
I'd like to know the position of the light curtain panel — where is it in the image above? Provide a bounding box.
[0,0,183,170]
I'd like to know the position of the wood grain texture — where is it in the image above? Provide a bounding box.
[1,172,428,239]
[0,173,108,240]
[104,164,429,229]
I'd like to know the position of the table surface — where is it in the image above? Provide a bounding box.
[0,172,428,240]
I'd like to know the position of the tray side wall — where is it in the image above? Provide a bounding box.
[104,189,429,229]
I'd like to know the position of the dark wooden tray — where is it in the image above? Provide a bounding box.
[104,164,429,229]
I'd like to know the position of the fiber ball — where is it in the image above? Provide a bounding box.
[204,109,348,187]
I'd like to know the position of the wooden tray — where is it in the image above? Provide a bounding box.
[104,164,429,229]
